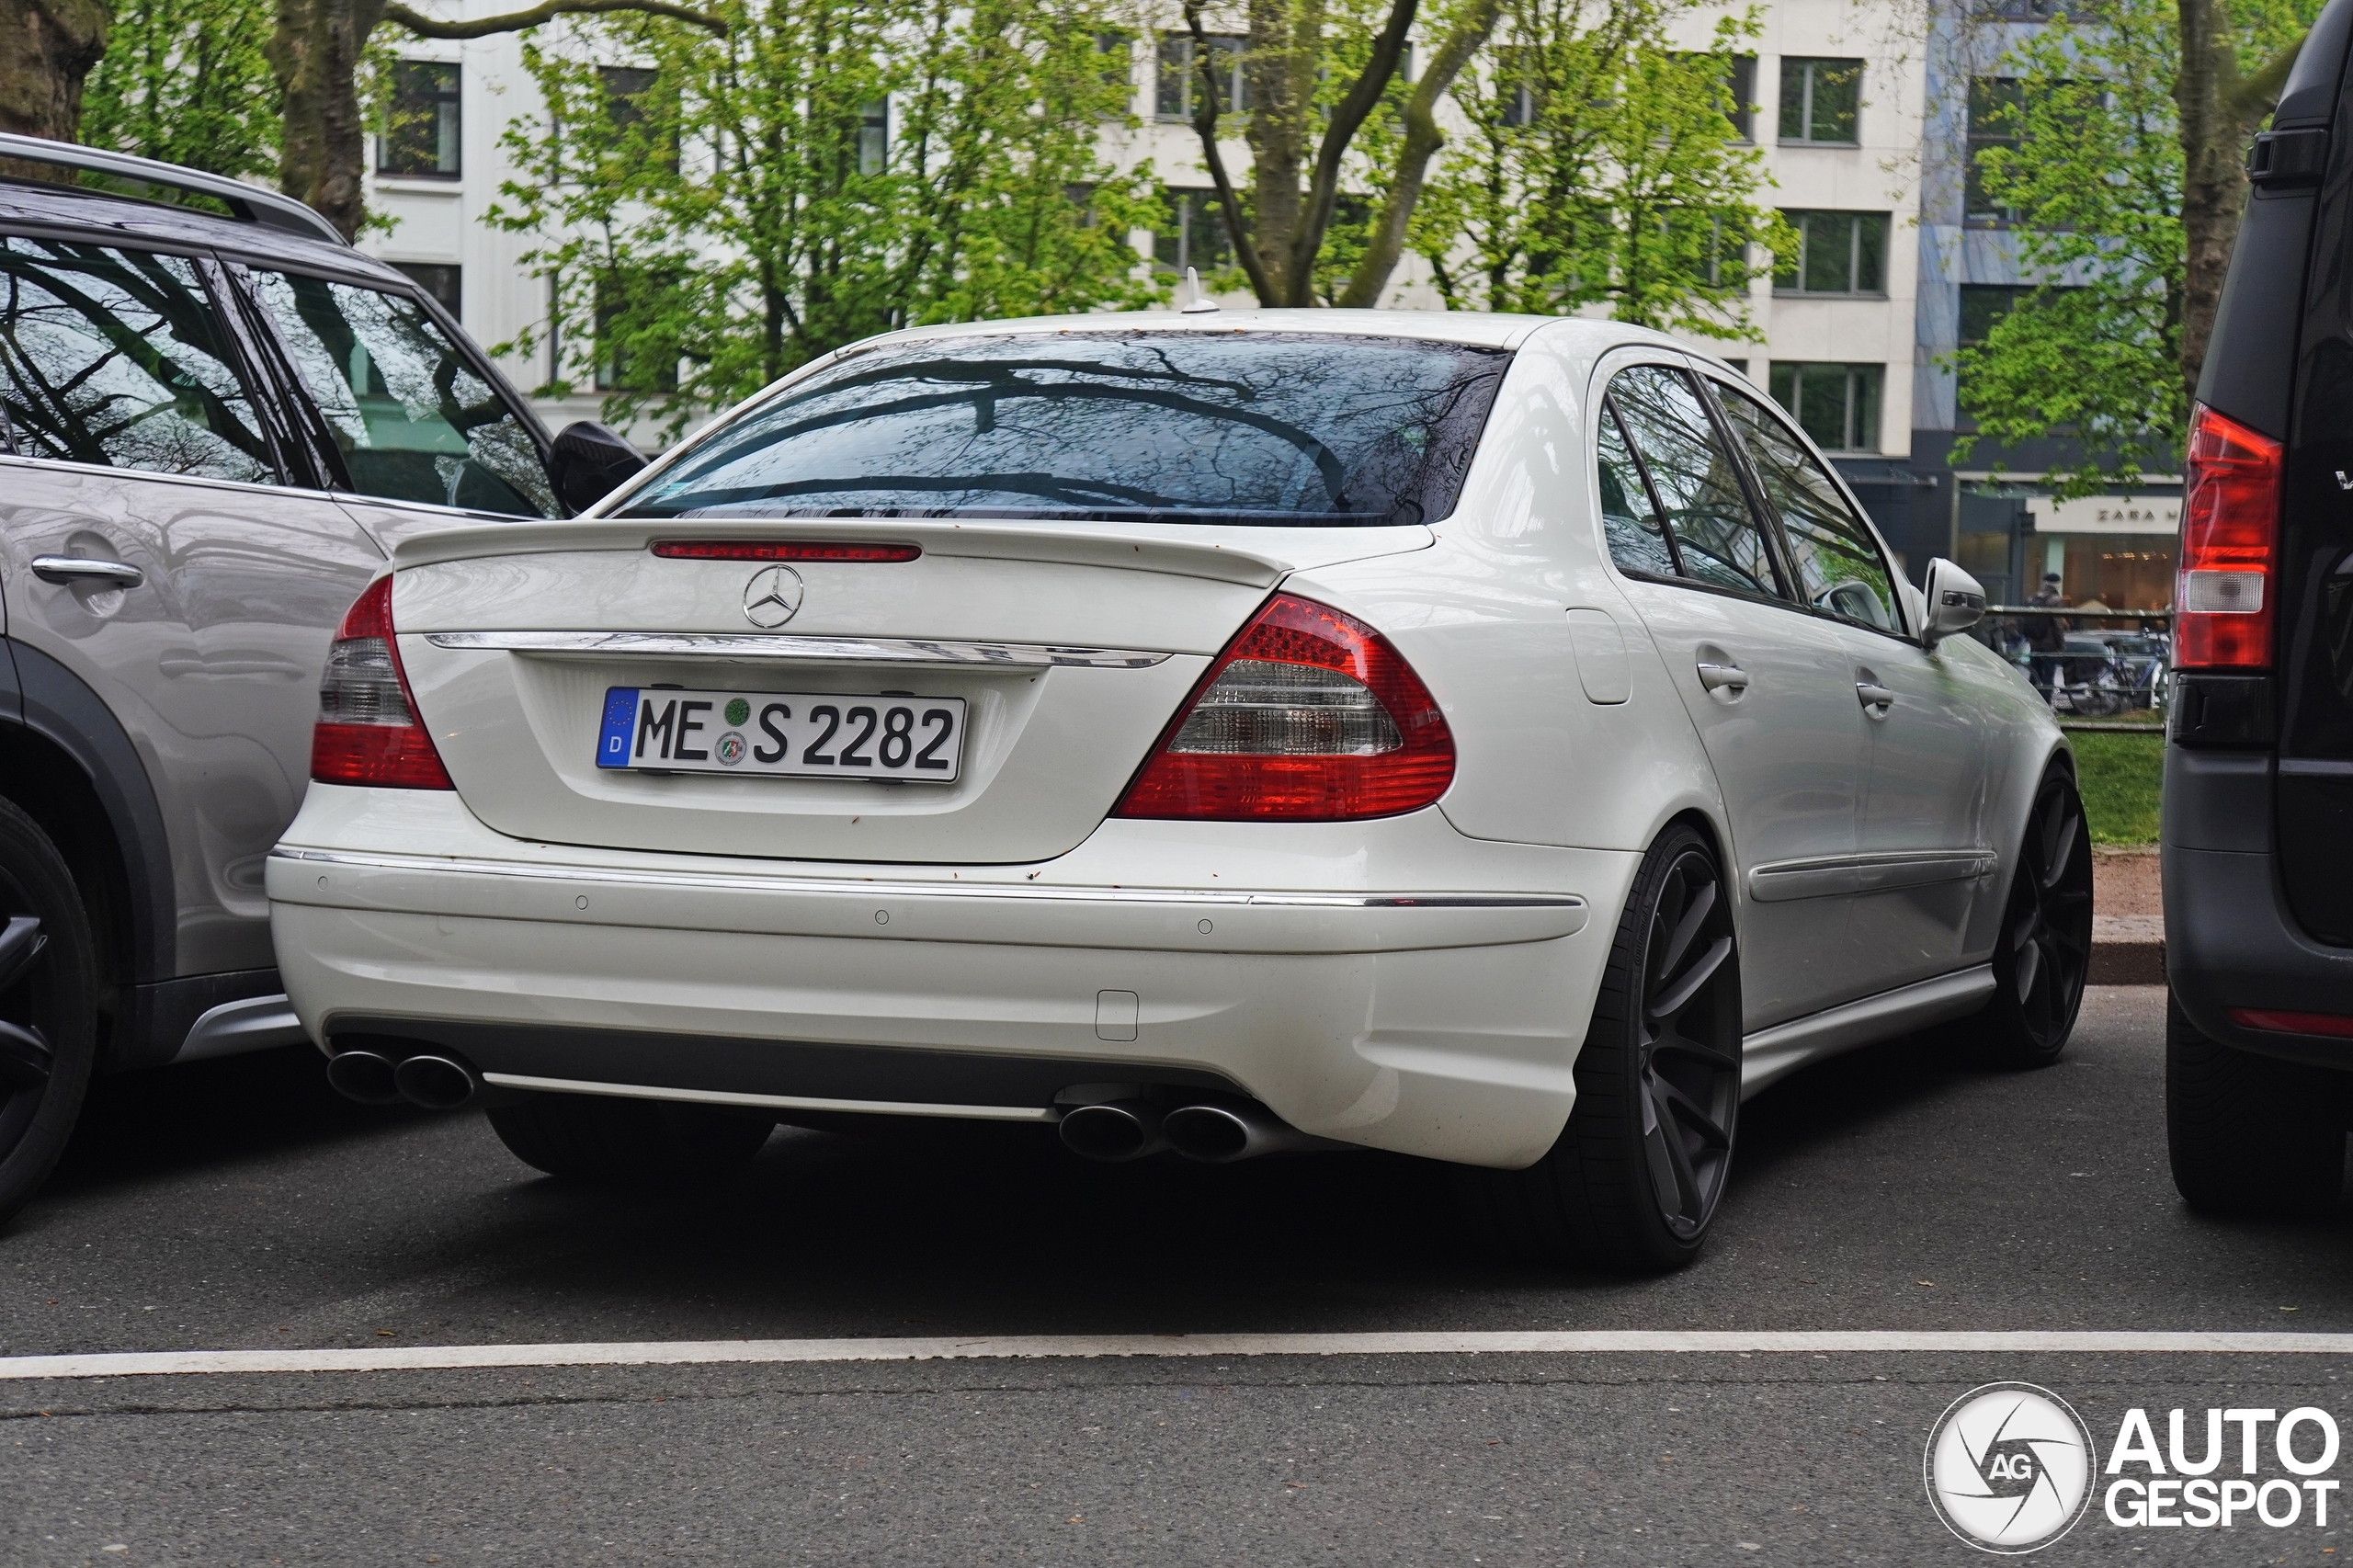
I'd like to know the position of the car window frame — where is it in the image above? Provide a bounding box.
[228,255,564,519]
[1688,360,1916,642]
[0,224,300,488]
[1588,352,1801,613]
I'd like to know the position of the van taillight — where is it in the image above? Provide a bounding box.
[2176,403,2281,670]
[310,575,453,790]
[1112,593,1455,821]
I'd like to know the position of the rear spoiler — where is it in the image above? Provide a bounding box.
[387,517,1435,589]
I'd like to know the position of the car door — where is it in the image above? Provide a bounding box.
[0,234,384,976]
[231,262,565,553]
[1708,374,1993,989]
[1596,358,1868,1028]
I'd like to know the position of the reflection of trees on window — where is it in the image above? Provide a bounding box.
[0,239,275,482]
[626,333,1509,527]
[1605,365,1783,599]
[1716,382,1898,631]
[248,268,558,516]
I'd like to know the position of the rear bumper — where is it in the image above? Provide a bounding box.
[2164,746,2353,1067]
[267,788,1631,1167]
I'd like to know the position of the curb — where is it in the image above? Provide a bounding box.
[2090,915,2165,985]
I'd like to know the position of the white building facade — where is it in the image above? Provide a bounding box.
[363,2,1951,572]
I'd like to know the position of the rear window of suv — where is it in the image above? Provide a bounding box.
[621,332,1511,527]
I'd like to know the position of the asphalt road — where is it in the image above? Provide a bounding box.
[5,985,2352,1565]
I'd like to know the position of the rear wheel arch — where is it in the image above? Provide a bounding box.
[0,641,176,994]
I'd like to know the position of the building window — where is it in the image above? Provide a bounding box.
[1779,57,1861,144]
[858,101,888,176]
[1768,362,1882,452]
[1497,44,1540,127]
[1154,187,1233,275]
[1774,210,1887,295]
[391,263,461,319]
[600,66,680,174]
[595,280,677,394]
[1096,31,1134,101]
[1156,32,1246,119]
[1966,77,2025,226]
[1723,54,1756,142]
[380,61,461,178]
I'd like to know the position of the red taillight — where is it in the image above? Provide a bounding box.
[309,576,453,790]
[651,540,921,562]
[2176,403,2280,669]
[1112,592,1455,821]
[2231,1007,2353,1039]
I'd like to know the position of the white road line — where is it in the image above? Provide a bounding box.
[6,1330,2353,1381]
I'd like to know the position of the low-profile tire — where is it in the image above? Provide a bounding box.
[486,1094,774,1187]
[0,798,100,1231]
[1972,767,2093,1069]
[1466,820,1743,1272]
[2166,994,2346,1216]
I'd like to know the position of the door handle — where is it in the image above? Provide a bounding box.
[1698,662,1749,693]
[32,555,143,589]
[1856,681,1895,713]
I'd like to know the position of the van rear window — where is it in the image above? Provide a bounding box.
[621,332,1510,527]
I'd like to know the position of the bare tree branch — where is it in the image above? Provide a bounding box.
[382,0,725,40]
[1286,0,1417,304]
[1337,0,1499,309]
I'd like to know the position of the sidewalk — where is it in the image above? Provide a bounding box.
[2091,846,2164,985]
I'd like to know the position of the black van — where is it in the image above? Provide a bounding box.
[2166,0,2353,1210]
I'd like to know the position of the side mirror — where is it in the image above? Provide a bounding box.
[548,420,647,514]
[1922,558,1988,647]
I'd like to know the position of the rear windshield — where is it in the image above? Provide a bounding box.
[620,332,1510,527]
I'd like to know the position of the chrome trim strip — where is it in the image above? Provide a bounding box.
[1747,849,1997,903]
[480,1072,1054,1122]
[421,631,1172,669]
[270,846,1586,912]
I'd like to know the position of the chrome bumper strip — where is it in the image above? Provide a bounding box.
[269,846,1585,913]
[479,1073,1056,1122]
[421,631,1173,669]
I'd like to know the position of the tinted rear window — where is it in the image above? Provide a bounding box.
[621,332,1510,527]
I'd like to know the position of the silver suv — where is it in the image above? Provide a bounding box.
[0,135,643,1225]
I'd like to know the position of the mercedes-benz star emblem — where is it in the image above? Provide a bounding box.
[743,564,804,629]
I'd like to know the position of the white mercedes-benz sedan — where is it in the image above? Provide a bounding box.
[267,311,2090,1269]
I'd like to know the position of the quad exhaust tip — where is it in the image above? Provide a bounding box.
[1056,1090,1348,1164]
[326,1047,481,1110]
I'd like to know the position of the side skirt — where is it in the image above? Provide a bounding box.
[1738,965,1995,1100]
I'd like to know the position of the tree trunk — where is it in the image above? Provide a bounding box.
[2175,0,2242,416]
[267,0,725,244]
[1243,0,1317,301]
[267,0,385,241]
[1336,0,1497,308]
[0,0,109,169]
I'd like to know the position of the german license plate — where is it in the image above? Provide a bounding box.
[596,687,967,780]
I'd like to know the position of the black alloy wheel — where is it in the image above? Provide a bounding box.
[1465,821,1744,1271]
[1975,769,2094,1068]
[0,797,99,1230]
